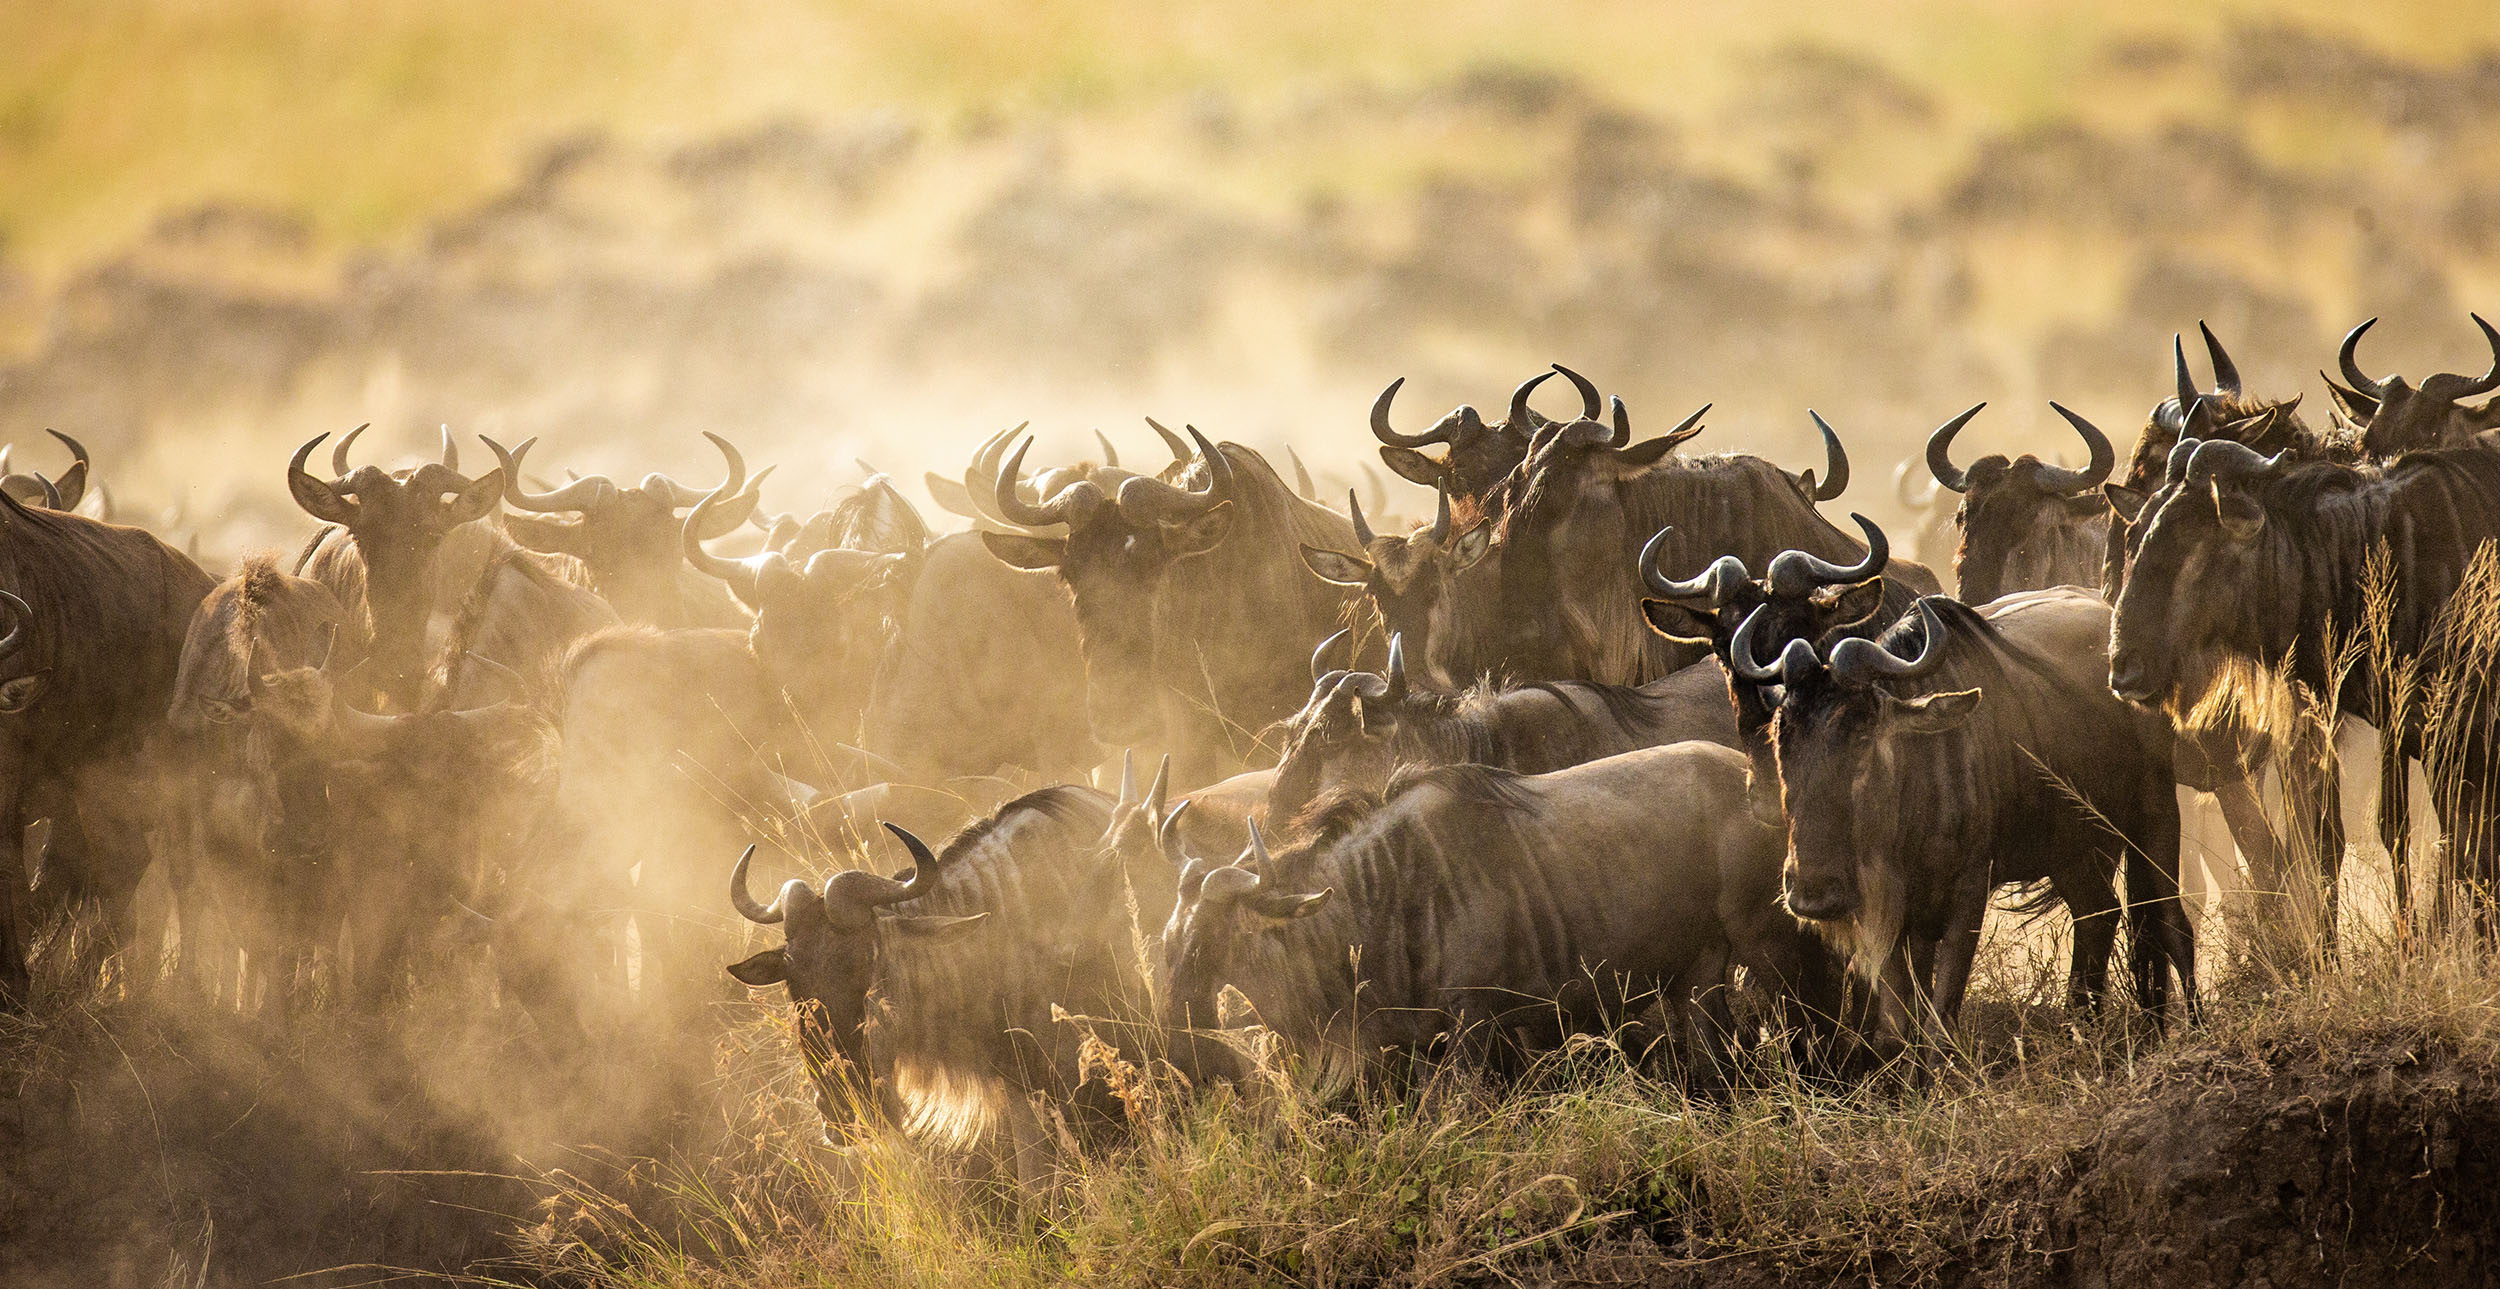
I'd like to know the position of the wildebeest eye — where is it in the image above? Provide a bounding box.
[0,673,47,713]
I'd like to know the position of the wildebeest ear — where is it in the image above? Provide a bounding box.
[1447,522,1492,571]
[1618,436,1681,466]
[1639,598,1714,645]
[1252,887,1332,921]
[725,947,788,986]
[502,512,588,556]
[981,530,1069,570]
[1300,544,1374,587]
[886,911,991,941]
[2212,484,2264,540]
[445,469,506,525]
[1378,445,1443,488]
[924,473,984,521]
[1821,578,1888,631]
[1888,687,1982,734]
[2102,483,2150,522]
[1162,500,1236,557]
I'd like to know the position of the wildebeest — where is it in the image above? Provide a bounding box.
[1366,365,1602,525]
[727,791,1150,1176]
[289,426,506,710]
[1923,402,2117,602]
[2109,436,2500,924]
[0,486,216,1005]
[979,426,1369,785]
[1159,745,1838,1087]
[1491,398,1934,685]
[1758,592,2195,1055]
[163,557,359,1006]
[1266,632,1739,827]
[481,432,767,627]
[431,536,623,707]
[1891,455,1957,570]
[2329,314,2500,457]
[1298,484,1503,688]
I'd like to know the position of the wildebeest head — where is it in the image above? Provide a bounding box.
[289,426,506,708]
[724,829,987,1126]
[1923,402,2116,602]
[1158,824,1331,1035]
[1266,633,1415,825]
[2101,325,2318,598]
[1501,396,1849,681]
[977,425,1239,746]
[2329,314,2500,458]
[2106,439,2289,714]
[683,488,916,723]
[0,430,99,517]
[482,432,767,625]
[1369,365,1603,524]
[1098,750,1181,907]
[1641,513,1894,811]
[1298,485,1491,687]
[1758,598,1982,924]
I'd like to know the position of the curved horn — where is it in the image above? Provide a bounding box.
[2339,317,2385,395]
[1728,604,1792,684]
[330,422,368,478]
[2198,321,2242,396]
[1428,481,1451,545]
[729,845,785,924]
[867,822,946,906]
[33,474,60,511]
[1552,364,1602,422]
[2174,333,2200,411]
[1370,376,1449,448]
[993,436,1071,528]
[652,432,749,508]
[1641,526,1750,604]
[1245,820,1273,874]
[2184,438,2285,482]
[2035,403,2117,493]
[1285,446,1316,500]
[289,432,360,526]
[1381,633,1407,704]
[1827,598,1950,688]
[1922,402,1986,494]
[1094,429,1120,469]
[1310,628,1353,682]
[1507,370,1555,429]
[1347,489,1375,546]
[1657,403,1709,452]
[0,589,28,662]
[682,485,765,603]
[689,465,773,541]
[2423,313,2500,402]
[1804,411,1851,500]
[1114,428,1230,521]
[1145,416,1193,462]
[484,436,616,513]
[438,425,460,472]
[1765,512,1890,597]
[1892,456,1940,510]
[1360,463,1390,519]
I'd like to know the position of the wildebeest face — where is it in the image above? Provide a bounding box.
[749,551,914,715]
[2334,313,2500,457]
[486,433,763,623]
[1158,851,1328,1031]
[980,430,1238,747]
[289,429,504,707]
[1774,681,1982,922]
[725,836,986,1130]
[1267,645,1408,827]
[2107,472,2269,712]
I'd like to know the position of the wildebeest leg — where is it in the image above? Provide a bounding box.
[2122,789,2193,1020]
[1678,949,1738,1099]
[2051,861,2121,1018]
[0,777,26,1008]
[2277,714,2345,953]
[1926,863,1995,1038]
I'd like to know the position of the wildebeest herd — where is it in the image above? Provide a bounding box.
[7,316,2500,1179]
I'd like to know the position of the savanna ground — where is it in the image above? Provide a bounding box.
[7,3,2500,1286]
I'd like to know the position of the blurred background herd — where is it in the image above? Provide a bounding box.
[6,0,2500,551]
